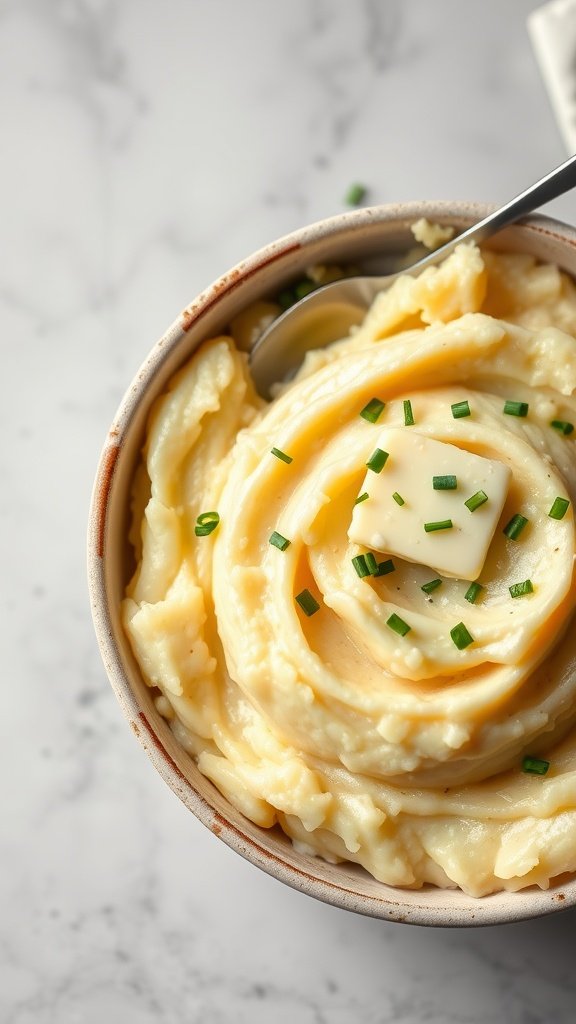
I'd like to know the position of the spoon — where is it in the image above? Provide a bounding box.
[250,153,576,398]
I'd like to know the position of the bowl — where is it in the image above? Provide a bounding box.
[88,201,576,926]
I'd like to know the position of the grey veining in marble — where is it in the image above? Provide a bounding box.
[3,1,576,1021]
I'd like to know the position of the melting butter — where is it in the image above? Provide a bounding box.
[348,429,511,580]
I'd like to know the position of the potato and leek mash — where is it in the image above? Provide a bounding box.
[123,242,576,896]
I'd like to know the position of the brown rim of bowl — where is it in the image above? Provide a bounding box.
[88,201,576,926]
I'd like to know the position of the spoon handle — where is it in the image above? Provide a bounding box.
[456,151,576,246]
[405,152,576,276]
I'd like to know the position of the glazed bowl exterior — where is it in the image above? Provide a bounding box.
[88,201,576,926]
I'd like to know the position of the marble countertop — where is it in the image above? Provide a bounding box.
[4,1,576,1021]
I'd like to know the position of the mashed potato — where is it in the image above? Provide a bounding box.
[122,242,576,896]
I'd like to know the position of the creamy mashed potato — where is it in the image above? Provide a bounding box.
[411,217,456,249]
[123,242,576,896]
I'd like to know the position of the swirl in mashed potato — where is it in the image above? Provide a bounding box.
[122,242,576,896]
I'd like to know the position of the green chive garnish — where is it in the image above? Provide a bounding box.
[269,531,290,551]
[350,552,385,577]
[354,492,369,506]
[503,514,528,540]
[352,552,380,577]
[392,492,405,506]
[424,519,453,533]
[295,589,320,616]
[386,613,411,636]
[421,578,442,594]
[403,399,415,426]
[365,552,379,575]
[277,289,296,311]
[352,554,371,578]
[451,400,471,419]
[503,400,529,417]
[509,579,534,598]
[548,496,570,520]
[464,582,483,604]
[450,622,474,649]
[433,475,457,490]
[374,558,396,576]
[366,448,389,473]
[465,490,488,513]
[551,419,574,436]
[522,755,550,776]
[360,398,385,423]
[294,279,317,300]
[194,511,220,537]
[345,182,367,206]
[271,447,293,464]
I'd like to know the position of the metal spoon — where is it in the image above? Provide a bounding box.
[250,153,576,398]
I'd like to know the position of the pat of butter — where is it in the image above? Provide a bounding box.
[349,429,511,580]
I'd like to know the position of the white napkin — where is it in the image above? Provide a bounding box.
[529,0,576,154]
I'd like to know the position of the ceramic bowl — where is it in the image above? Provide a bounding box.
[88,201,576,926]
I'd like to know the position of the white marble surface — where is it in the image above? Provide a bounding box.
[3,1,576,1021]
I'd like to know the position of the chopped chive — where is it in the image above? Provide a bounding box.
[360,398,385,423]
[352,554,371,578]
[465,490,488,513]
[522,755,550,776]
[294,279,317,300]
[277,289,296,311]
[503,513,528,540]
[421,578,442,594]
[345,182,367,206]
[271,447,293,464]
[464,582,483,604]
[354,492,369,506]
[450,622,474,649]
[392,491,405,506]
[451,400,471,419]
[364,552,379,575]
[269,531,291,551]
[424,519,453,533]
[295,589,320,616]
[509,579,534,598]
[433,475,457,490]
[403,399,415,426]
[551,419,574,436]
[352,551,386,578]
[366,448,389,473]
[386,613,411,637]
[194,511,220,537]
[548,496,570,520]
[503,400,529,417]
[374,558,395,577]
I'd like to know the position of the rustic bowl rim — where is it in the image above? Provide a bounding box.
[88,200,576,927]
